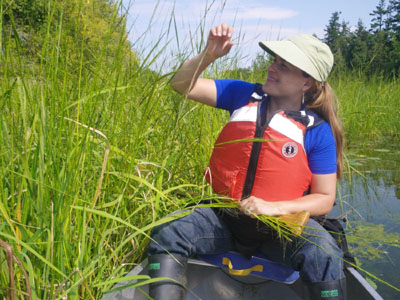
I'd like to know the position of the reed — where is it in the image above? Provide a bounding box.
[0,1,399,299]
[331,72,400,148]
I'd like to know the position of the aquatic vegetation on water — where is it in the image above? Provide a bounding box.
[347,221,400,261]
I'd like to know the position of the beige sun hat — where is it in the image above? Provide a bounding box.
[259,34,334,83]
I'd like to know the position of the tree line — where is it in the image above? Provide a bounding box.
[324,0,400,77]
[3,0,399,78]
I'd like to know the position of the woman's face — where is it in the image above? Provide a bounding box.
[262,55,310,101]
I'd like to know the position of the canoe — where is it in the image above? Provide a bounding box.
[101,252,383,300]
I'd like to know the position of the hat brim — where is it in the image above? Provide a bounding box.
[259,40,318,80]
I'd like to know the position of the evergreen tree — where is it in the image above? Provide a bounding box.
[323,6,399,77]
[387,0,400,36]
[324,12,351,70]
[348,20,372,71]
[383,0,400,74]
[324,11,342,53]
[370,0,388,32]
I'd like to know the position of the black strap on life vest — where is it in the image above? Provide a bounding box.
[221,83,329,258]
[241,84,316,200]
[241,93,265,199]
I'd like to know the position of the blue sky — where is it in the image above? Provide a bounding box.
[123,0,381,69]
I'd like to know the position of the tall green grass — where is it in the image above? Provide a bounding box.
[0,2,223,298]
[1,1,399,299]
[332,73,400,147]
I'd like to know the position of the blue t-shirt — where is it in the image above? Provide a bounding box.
[215,79,337,174]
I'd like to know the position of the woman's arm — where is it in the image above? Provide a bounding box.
[170,23,234,106]
[240,173,337,217]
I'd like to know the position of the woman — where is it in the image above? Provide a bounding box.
[147,23,346,300]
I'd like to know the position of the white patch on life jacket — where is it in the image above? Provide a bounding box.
[307,115,315,127]
[229,105,258,122]
[251,92,263,100]
[300,110,315,127]
[269,114,305,149]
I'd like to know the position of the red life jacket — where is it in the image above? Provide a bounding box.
[205,84,322,202]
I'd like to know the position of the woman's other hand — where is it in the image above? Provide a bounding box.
[239,174,337,217]
[240,196,283,217]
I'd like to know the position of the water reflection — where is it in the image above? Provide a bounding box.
[331,146,400,299]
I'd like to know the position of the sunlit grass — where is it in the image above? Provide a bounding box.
[332,73,400,147]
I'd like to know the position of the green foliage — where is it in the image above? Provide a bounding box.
[347,221,400,261]
[61,0,133,68]
[3,0,48,29]
[323,1,400,77]
[370,0,387,32]
[387,0,400,36]
[331,72,400,144]
[1,0,134,72]
[324,12,343,53]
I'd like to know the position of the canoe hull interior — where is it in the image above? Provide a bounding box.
[101,258,383,300]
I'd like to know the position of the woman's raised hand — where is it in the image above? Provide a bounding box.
[169,23,234,105]
[205,23,234,61]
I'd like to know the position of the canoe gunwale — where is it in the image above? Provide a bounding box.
[100,257,385,300]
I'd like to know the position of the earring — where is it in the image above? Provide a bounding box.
[302,92,305,105]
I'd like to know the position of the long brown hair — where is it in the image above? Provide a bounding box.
[305,80,344,179]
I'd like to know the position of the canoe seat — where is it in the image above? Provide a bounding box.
[198,251,299,284]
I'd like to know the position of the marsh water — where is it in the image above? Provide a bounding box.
[331,142,400,299]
